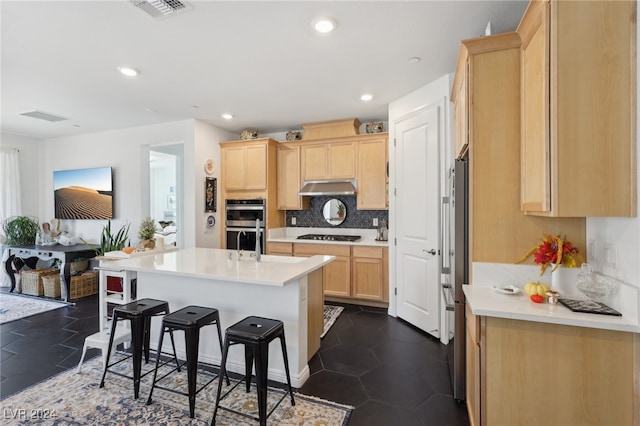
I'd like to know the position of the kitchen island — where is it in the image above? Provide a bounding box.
[464,284,639,426]
[101,247,334,387]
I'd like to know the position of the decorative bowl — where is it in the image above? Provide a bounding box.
[240,130,259,140]
[286,131,302,141]
[365,122,384,133]
[576,263,618,300]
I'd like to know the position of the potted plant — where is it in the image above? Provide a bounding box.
[2,216,39,246]
[138,216,156,250]
[337,203,345,218]
[82,220,130,256]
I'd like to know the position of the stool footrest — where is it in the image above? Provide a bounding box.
[215,379,291,424]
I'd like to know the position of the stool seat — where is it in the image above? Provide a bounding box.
[147,305,228,418]
[224,316,284,343]
[114,298,170,318]
[162,306,220,328]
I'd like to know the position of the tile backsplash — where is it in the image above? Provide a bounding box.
[285,196,388,229]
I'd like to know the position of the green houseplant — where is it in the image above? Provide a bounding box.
[138,216,156,249]
[2,216,39,246]
[82,220,130,256]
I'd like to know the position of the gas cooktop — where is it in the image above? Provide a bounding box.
[297,234,361,242]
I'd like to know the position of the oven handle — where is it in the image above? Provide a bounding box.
[226,227,264,232]
[225,205,265,211]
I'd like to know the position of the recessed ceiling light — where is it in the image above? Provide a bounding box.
[117,66,140,77]
[409,57,421,64]
[361,94,373,102]
[221,113,233,120]
[312,17,337,33]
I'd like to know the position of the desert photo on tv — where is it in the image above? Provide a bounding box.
[54,167,113,220]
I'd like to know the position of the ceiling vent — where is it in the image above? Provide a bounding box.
[131,0,191,19]
[20,110,68,122]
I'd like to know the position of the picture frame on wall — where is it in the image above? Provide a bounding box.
[205,177,216,212]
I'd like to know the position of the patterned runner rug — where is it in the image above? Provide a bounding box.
[322,304,344,338]
[1,353,352,425]
[0,292,68,324]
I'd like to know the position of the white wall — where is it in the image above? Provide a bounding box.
[193,120,235,248]
[24,119,234,249]
[0,133,40,218]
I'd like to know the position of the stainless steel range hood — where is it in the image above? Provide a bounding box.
[298,180,357,196]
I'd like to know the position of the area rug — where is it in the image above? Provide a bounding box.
[0,292,68,325]
[322,305,344,338]
[1,353,353,425]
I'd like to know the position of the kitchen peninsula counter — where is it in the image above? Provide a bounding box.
[103,247,334,387]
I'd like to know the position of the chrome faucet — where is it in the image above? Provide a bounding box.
[254,218,261,262]
[236,230,246,259]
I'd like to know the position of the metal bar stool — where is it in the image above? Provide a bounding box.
[146,305,230,418]
[212,316,295,426]
[99,298,179,399]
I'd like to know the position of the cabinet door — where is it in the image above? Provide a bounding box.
[520,0,550,212]
[301,144,328,181]
[266,242,292,256]
[466,305,481,426]
[277,145,307,210]
[244,144,267,190]
[352,246,384,301]
[328,142,356,179]
[357,138,388,209]
[222,146,246,191]
[294,243,351,297]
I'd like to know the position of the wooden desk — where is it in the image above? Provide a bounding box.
[4,244,96,302]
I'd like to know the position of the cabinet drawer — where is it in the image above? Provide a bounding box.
[293,243,350,257]
[266,242,292,255]
[352,246,383,259]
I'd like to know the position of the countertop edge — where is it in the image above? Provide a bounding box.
[463,285,640,334]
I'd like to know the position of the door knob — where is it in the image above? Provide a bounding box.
[423,249,437,255]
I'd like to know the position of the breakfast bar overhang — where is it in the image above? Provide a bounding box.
[101,247,334,388]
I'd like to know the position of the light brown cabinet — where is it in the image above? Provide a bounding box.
[452,67,468,158]
[293,243,351,298]
[351,246,388,302]
[518,0,636,217]
[276,144,308,210]
[451,31,585,267]
[221,142,267,191]
[470,314,638,425]
[356,137,388,210]
[301,141,356,181]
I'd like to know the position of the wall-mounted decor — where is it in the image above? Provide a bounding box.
[53,166,113,219]
[205,177,217,212]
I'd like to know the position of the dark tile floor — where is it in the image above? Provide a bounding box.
[0,292,469,425]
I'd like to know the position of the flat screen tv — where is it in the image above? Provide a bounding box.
[53,166,113,219]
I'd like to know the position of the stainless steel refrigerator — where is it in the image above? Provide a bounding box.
[445,156,469,402]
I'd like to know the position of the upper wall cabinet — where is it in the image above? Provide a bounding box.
[221,140,267,191]
[357,136,388,210]
[452,64,468,158]
[518,0,636,217]
[301,141,357,181]
[277,144,308,210]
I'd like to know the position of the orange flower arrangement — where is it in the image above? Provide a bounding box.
[516,233,584,275]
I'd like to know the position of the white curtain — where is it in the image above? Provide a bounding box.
[1,148,21,287]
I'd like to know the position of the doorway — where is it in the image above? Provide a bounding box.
[149,144,183,248]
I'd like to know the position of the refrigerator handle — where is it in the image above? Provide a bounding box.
[442,283,455,311]
[441,196,450,274]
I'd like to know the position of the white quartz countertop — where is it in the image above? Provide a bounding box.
[463,284,640,333]
[99,247,334,287]
[267,227,388,247]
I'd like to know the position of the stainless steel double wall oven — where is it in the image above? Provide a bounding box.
[225,198,266,253]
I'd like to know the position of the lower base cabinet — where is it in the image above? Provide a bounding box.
[467,314,639,425]
[267,242,388,305]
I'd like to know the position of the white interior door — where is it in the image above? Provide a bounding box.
[394,105,441,337]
